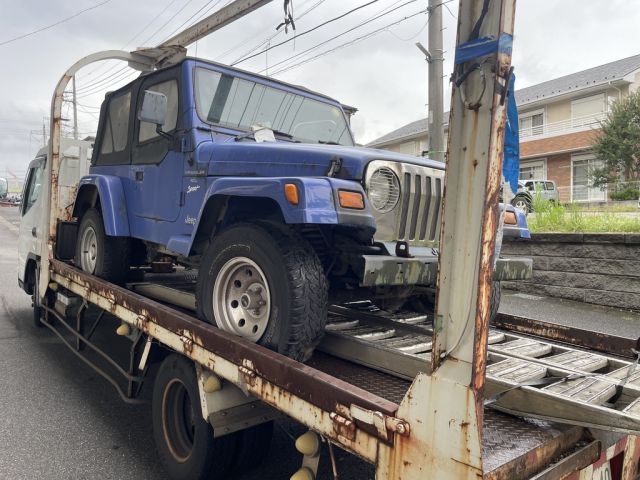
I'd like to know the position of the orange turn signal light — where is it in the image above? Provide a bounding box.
[338,190,365,210]
[284,183,299,205]
[504,211,517,225]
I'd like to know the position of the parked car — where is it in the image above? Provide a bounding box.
[511,179,558,213]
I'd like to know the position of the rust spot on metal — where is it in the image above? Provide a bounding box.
[330,412,356,441]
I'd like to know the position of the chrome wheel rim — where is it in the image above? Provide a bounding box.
[80,225,98,273]
[514,199,528,213]
[212,257,271,341]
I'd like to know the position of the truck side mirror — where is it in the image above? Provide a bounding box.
[139,90,167,127]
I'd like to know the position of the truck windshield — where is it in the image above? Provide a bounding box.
[194,67,354,146]
[0,178,7,199]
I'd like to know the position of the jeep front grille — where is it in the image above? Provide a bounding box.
[397,170,442,242]
[365,160,445,246]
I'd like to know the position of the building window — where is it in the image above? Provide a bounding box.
[519,109,544,137]
[571,153,605,202]
[519,159,546,180]
[571,93,605,128]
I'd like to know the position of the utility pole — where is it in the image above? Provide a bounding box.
[42,118,46,147]
[72,76,78,140]
[427,0,444,161]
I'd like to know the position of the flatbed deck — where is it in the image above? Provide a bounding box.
[47,258,607,479]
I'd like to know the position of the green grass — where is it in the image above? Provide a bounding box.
[527,194,640,233]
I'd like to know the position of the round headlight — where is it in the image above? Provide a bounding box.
[367,167,400,213]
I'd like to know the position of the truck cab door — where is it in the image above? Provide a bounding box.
[18,157,46,281]
[129,76,183,226]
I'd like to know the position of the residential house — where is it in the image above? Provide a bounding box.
[367,54,640,203]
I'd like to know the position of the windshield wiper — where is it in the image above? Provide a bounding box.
[318,140,341,145]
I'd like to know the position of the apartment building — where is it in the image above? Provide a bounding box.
[367,54,640,202]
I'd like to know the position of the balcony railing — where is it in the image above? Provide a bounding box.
[520,112,606,140]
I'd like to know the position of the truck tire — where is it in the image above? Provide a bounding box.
[511,195,531,214]
[196,223,328,362]
[75,208,130,284]
[152,355,238,480]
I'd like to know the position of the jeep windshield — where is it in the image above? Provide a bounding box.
[194,67,354,146]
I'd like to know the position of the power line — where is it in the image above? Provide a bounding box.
[259,0,418,74]
[0,0,112,47]
[270,8,429,76]
[219,0,323,63]
[232,0,382,66]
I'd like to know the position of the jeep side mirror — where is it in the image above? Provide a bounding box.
[139,90,167,126]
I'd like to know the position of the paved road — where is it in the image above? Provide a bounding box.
[0,207,371,480]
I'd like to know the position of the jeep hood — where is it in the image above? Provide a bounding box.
[200,141,445,180]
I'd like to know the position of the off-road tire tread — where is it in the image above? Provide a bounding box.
[76,208,130,284]
[197,222,328,362]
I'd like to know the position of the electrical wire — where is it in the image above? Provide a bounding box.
[260,0,418,74]
[220,0,323,63]
[232,0,382,66]
[0,0,112,47]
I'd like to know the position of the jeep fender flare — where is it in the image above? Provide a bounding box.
[182,177,375,256]
[73,175,130,236]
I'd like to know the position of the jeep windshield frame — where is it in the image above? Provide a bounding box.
[193,66,355,146]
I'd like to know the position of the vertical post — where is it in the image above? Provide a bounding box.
[378,1,517,478]
[42,119,46,147]
[428,0,444,162]
[72,76,78,140]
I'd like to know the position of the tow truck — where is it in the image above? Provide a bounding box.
[16,0,640,478]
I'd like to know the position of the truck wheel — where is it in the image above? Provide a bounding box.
[152,355,238,480]
[75,208,130,284]
[197,223,328,362]
[511,195,531,214]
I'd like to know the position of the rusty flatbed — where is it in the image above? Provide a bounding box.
[48,258,606,479]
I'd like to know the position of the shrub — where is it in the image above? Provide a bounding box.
[609,186,640,201]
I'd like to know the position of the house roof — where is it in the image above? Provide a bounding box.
[515,53,640,105]
[367,117,429,148]
[367,53,640,148]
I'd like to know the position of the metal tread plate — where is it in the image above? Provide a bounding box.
[491,338,553,358]
[306,353,571,475]
[487,358,547,384]
[543,376,617,405]
[545,351,609,373]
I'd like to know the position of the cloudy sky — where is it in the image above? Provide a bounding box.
[0,0,638,182]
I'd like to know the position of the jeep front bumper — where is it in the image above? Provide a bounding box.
[360,254,532,287]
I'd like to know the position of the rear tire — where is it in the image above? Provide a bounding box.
[196,223,328,362]
[152,355,238,480]
[75,208,130,284]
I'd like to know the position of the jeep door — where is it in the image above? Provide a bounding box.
[129,71,183,225]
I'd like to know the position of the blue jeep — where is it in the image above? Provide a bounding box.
[70,57,529,361]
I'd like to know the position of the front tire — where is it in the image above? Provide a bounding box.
[511,195,531,214]
[75,208,130,284]
[152,355,238,480]
[196,223,328,362]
